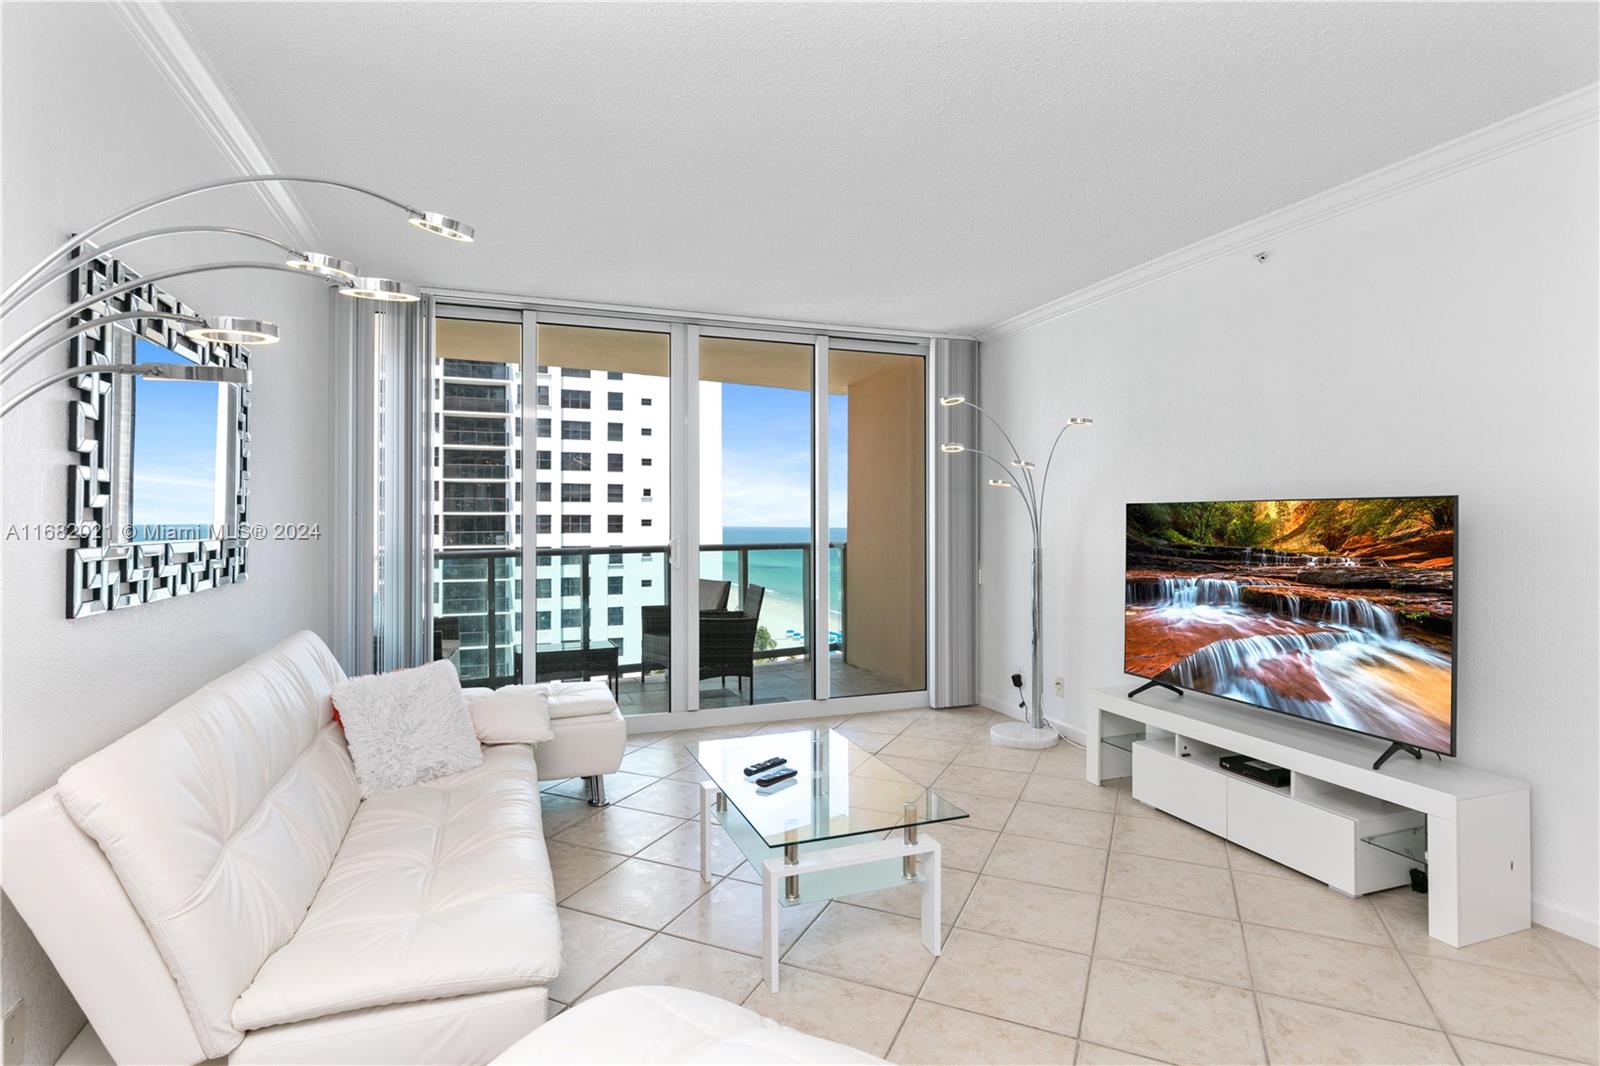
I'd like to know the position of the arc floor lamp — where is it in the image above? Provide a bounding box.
[940,395,1093,750]
[0,174,477,417]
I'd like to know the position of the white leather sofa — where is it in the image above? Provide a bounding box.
[2,631,624,1065]
[493,987,885,1064]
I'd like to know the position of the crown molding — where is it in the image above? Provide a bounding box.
[980,83,1600,341]
[113,1,324,251]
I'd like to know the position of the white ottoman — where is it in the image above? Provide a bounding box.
[493,986,884,1064]
[532,682,627,805]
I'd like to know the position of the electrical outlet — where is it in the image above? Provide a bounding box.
[1054,677,1065,698]
[3,999,25,1066]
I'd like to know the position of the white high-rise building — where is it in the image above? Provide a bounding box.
[430,350,721,684]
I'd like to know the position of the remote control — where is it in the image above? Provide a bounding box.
[744,756,787,777]
[753,766,798,787]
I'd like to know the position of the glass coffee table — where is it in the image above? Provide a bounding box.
[691,728,968,992]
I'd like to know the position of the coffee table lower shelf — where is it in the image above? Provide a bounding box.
[698,781,944,992]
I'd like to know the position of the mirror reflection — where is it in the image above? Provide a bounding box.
[113,335,231,543]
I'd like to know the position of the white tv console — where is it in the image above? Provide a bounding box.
[1086,685,1530,948]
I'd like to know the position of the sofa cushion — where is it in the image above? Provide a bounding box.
[493,985,885,1064]
[233,743,560,1030]
[55,631,356,1058]
[543,679,619,721]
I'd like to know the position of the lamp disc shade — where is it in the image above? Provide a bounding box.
[184,317,280,345]
[340,277,421,303]
[940,443,965,453]
[939,395,966,406]
[286,252,359,282]
[408,211,475,242]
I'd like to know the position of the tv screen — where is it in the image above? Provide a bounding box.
[1125,497,1456,756]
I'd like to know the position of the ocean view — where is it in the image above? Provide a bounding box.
[706,526,846,646]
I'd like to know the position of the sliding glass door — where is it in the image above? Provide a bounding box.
[428,305,928,716]
[430,312,524,687]
[827,343,926,697]
[696,333,817,707]
[532,318,674,714]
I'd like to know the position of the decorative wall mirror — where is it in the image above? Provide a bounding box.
[65,253,251,617]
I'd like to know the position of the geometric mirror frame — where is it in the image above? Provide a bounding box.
[65,251,252,618]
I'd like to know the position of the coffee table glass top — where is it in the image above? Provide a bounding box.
[691,728,969,848]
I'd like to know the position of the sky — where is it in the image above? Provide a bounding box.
[129,338,222,532]
[716,383,848,531]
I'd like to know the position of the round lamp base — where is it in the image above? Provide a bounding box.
[989,721,1060,750]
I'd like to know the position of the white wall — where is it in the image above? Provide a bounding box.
[976,113,1598,943]
[1,5,336,1062]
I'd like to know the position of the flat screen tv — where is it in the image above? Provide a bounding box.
[1124,497,1456,757]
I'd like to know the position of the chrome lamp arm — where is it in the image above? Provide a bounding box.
[2,174,471,308]
[1,360,249,419]
[2,226,310,316]
[0,261,346,368]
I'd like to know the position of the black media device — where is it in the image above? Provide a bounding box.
[754,766,798,787]
[1218,754,1290,789]
[744,756,787,777]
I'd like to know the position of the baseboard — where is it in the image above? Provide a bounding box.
[977,691,1087,747]
[1533,897,1600,948]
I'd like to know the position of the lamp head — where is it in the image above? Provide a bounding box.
[184,317,279,345]
[340,277,421,303]
[1068,417,1094,426]
[940,443,966,454]
[938,395,966,407]
[286,252,358,282]
[408,210,475,243]
[1010,459,1036,470]
[988,478,1013,489]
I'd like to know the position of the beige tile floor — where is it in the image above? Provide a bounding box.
[540,705,1600,1066]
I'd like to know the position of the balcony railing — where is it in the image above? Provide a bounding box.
[441,360,512,380]
[431,542,845,689]
[442,429,510,447]
[440,498,511,513]
[441,395,513,414]
[442,463,511,479]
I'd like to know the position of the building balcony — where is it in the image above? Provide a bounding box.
[441,395,513,414]
[440,360,512,381]
[441,463,511,480]
[442,430,511,447]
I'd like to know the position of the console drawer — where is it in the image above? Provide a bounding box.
[1226,777,1352,890]
[1132,740,1227,836]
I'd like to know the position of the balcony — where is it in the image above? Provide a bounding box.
[429,543,898,711]
[439,498,511,513]
[441,360,512,381]
[442,463,511,480]
[441,394,512,414]
[442,429,510,447]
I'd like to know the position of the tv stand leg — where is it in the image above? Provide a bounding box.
[1127,680,1183,699]
[1372,741,1423,771]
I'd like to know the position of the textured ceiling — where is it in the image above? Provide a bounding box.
[173,2,1597,334]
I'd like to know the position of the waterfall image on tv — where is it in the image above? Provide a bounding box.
[1125,497,1456,755]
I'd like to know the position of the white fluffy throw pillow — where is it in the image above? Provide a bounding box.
[332,659,484,797]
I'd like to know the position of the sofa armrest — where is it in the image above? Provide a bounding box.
[3,790,209,1065]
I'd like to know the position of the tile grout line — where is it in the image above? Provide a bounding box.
[1373,891,1464,1063]
[1230,843,1277,1065]
[1073,804,1115,1055]
[1530,923,1599,989]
